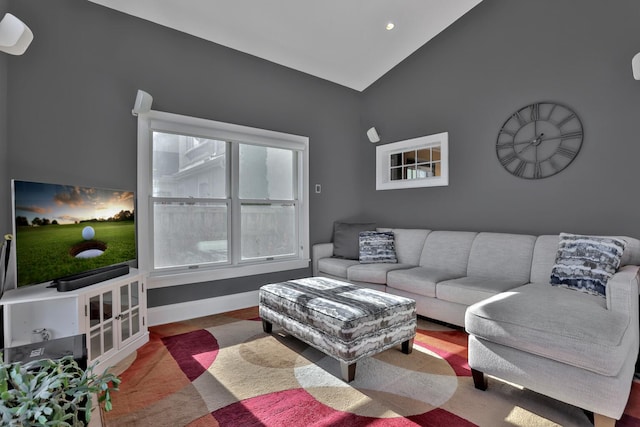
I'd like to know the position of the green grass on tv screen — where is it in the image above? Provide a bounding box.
[16,221,136,287]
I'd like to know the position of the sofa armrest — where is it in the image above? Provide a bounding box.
[606,265,640,316]
[312,243,334,276]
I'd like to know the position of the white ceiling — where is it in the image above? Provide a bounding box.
[88,0,482,91]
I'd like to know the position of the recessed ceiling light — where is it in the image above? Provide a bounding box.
[386,22,395,31]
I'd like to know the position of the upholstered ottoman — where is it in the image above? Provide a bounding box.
[259,277,417,382]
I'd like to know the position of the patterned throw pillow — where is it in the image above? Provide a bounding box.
[550,233,627,298]
[359,231,398,264]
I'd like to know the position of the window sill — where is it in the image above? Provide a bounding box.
[146,258,310,289]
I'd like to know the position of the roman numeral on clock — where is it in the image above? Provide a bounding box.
[556,113,576,128]
[513,160,526,177]
[499,151,518,166]
[513,111,527,127]
[560,131,582,140]
[533,162,542,179]
[529,103,540,121]
[556,146,577,158]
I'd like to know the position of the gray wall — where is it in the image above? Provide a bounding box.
[0,0,8,235]
[360,0,640,237]
[4,0,640,309]
[5,0,363,307]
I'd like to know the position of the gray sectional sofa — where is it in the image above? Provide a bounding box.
[312,226,640,426]
[313,228,545,327]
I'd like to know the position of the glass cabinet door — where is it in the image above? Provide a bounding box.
[84,275,145,365]
[88,290,114,361]
[119,281,142,345]
[131,281,140,336]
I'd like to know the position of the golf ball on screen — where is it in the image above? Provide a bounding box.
[82,226,95,240]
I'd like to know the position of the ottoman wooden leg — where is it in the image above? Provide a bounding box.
[402,338,414,354]
[341,362,356,382]
[471,368,488,391]
[262,319,273,333]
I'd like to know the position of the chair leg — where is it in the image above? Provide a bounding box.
[471,368,488,391]
[593,413,616,427]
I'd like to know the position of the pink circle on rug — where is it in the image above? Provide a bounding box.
[162,329,219,381]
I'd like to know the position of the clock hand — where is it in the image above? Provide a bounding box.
[538,131,585,143]
[512,140,534,146]
[517,141,535,154]
[517,133,545,153]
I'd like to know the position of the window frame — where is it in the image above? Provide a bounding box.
[376,132,449,190]
[137,110,310,289]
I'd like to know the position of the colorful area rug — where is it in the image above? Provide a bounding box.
[103,307,640,426]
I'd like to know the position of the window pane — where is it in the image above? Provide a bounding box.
[120,284,129,312]
[132,308,140,335]
[103,291,112,321]
[89,295,100,327]
[402,151,416,165]
[239,144,294,200]
[120,313,130,341]
[90,330,101,360]
[390,166,403,181]
[241,203,296,259]
[131,281,139,308]
[104,321,113,352]
[416,148,431,162]
[152,131,226,198]
[417,164,435,177]
[153,202,228,268]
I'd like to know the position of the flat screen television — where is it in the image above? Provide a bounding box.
[11,180,136,289]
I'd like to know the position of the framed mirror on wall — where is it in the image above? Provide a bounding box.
[376,132,448,190]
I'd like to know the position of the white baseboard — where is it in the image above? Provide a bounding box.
[147,290,260,326]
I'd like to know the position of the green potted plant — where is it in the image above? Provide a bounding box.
[0,354,120,426]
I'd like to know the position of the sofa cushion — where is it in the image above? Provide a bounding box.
[436,276,525,306]
[387,267,464,298]
[419,231,477,275]
[530,235,560,284]
[358,231,397,264]
[347,263,413,285]
[333,222,376,260]
[377,228,430,265]
[467,232,536,283]
[465,283,628,377]
[620,236,640,267]
[317,257,359,279]
[550,233,626,298]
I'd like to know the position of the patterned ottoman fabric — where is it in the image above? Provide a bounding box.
[259,277,417,376]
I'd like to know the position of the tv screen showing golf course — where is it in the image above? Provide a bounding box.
[12,180,136,288]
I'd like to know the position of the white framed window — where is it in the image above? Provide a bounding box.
[137,111,309,288]
[376,132,449,190]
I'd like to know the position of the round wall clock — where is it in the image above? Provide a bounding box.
[496,102,583,179]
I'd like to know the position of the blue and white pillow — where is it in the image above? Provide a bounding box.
[359,231,398,264]
[550,233,626,298]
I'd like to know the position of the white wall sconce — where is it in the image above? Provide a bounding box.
[632,52,640,80]
[0,13,33,55]
[132,90,153,116]
[367,126,381,143]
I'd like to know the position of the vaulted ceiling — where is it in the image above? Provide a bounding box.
[88,0,482,91]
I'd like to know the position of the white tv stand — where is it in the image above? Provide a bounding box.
[0,268,148,372]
